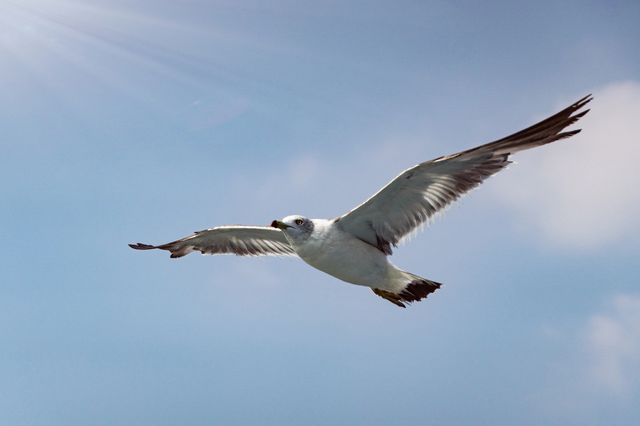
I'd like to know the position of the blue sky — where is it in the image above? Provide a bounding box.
[1,0,639,424]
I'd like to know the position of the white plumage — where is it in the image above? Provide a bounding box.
[131,95,592,307]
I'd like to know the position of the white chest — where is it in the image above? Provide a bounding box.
[291,222,389,287]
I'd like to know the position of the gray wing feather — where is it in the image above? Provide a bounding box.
[129,226,296,258]
[336,95,592,255]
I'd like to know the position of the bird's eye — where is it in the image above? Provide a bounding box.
[295,218,304,225]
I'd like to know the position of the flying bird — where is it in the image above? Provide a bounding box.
[130,95,592,307]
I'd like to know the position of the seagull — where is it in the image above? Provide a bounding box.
[130,95,592,307]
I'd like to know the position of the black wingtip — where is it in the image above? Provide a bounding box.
[564,95,592,121]
[576,94,593,107]
[573,108,591,120]
[129,243,157,250]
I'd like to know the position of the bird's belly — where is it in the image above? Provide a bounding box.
[296,236,388,287]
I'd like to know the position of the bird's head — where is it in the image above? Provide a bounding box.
[271,215,314,242]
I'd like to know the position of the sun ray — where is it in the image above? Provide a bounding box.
[0,0,299,118]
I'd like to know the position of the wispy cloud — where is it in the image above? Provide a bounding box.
[492,81,640,249]
[586,294,640,395]
[534,293,640,422]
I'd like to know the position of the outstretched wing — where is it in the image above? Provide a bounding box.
[129,226,296,258]
[336,95,592,255]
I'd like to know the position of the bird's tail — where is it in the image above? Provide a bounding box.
[372,271,442,308]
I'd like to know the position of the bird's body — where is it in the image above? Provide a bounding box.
[284,218,401,290]
[130,95,592,307]
[267,216,441,306]
[290,219,386,287]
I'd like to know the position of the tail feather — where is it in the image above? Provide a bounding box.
[373,277,442,308]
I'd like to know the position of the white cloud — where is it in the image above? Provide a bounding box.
[533,294,640,422]
[492,81,640,249]
[586,294,640,395]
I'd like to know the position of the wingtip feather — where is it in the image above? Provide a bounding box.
[129,243,157,250]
